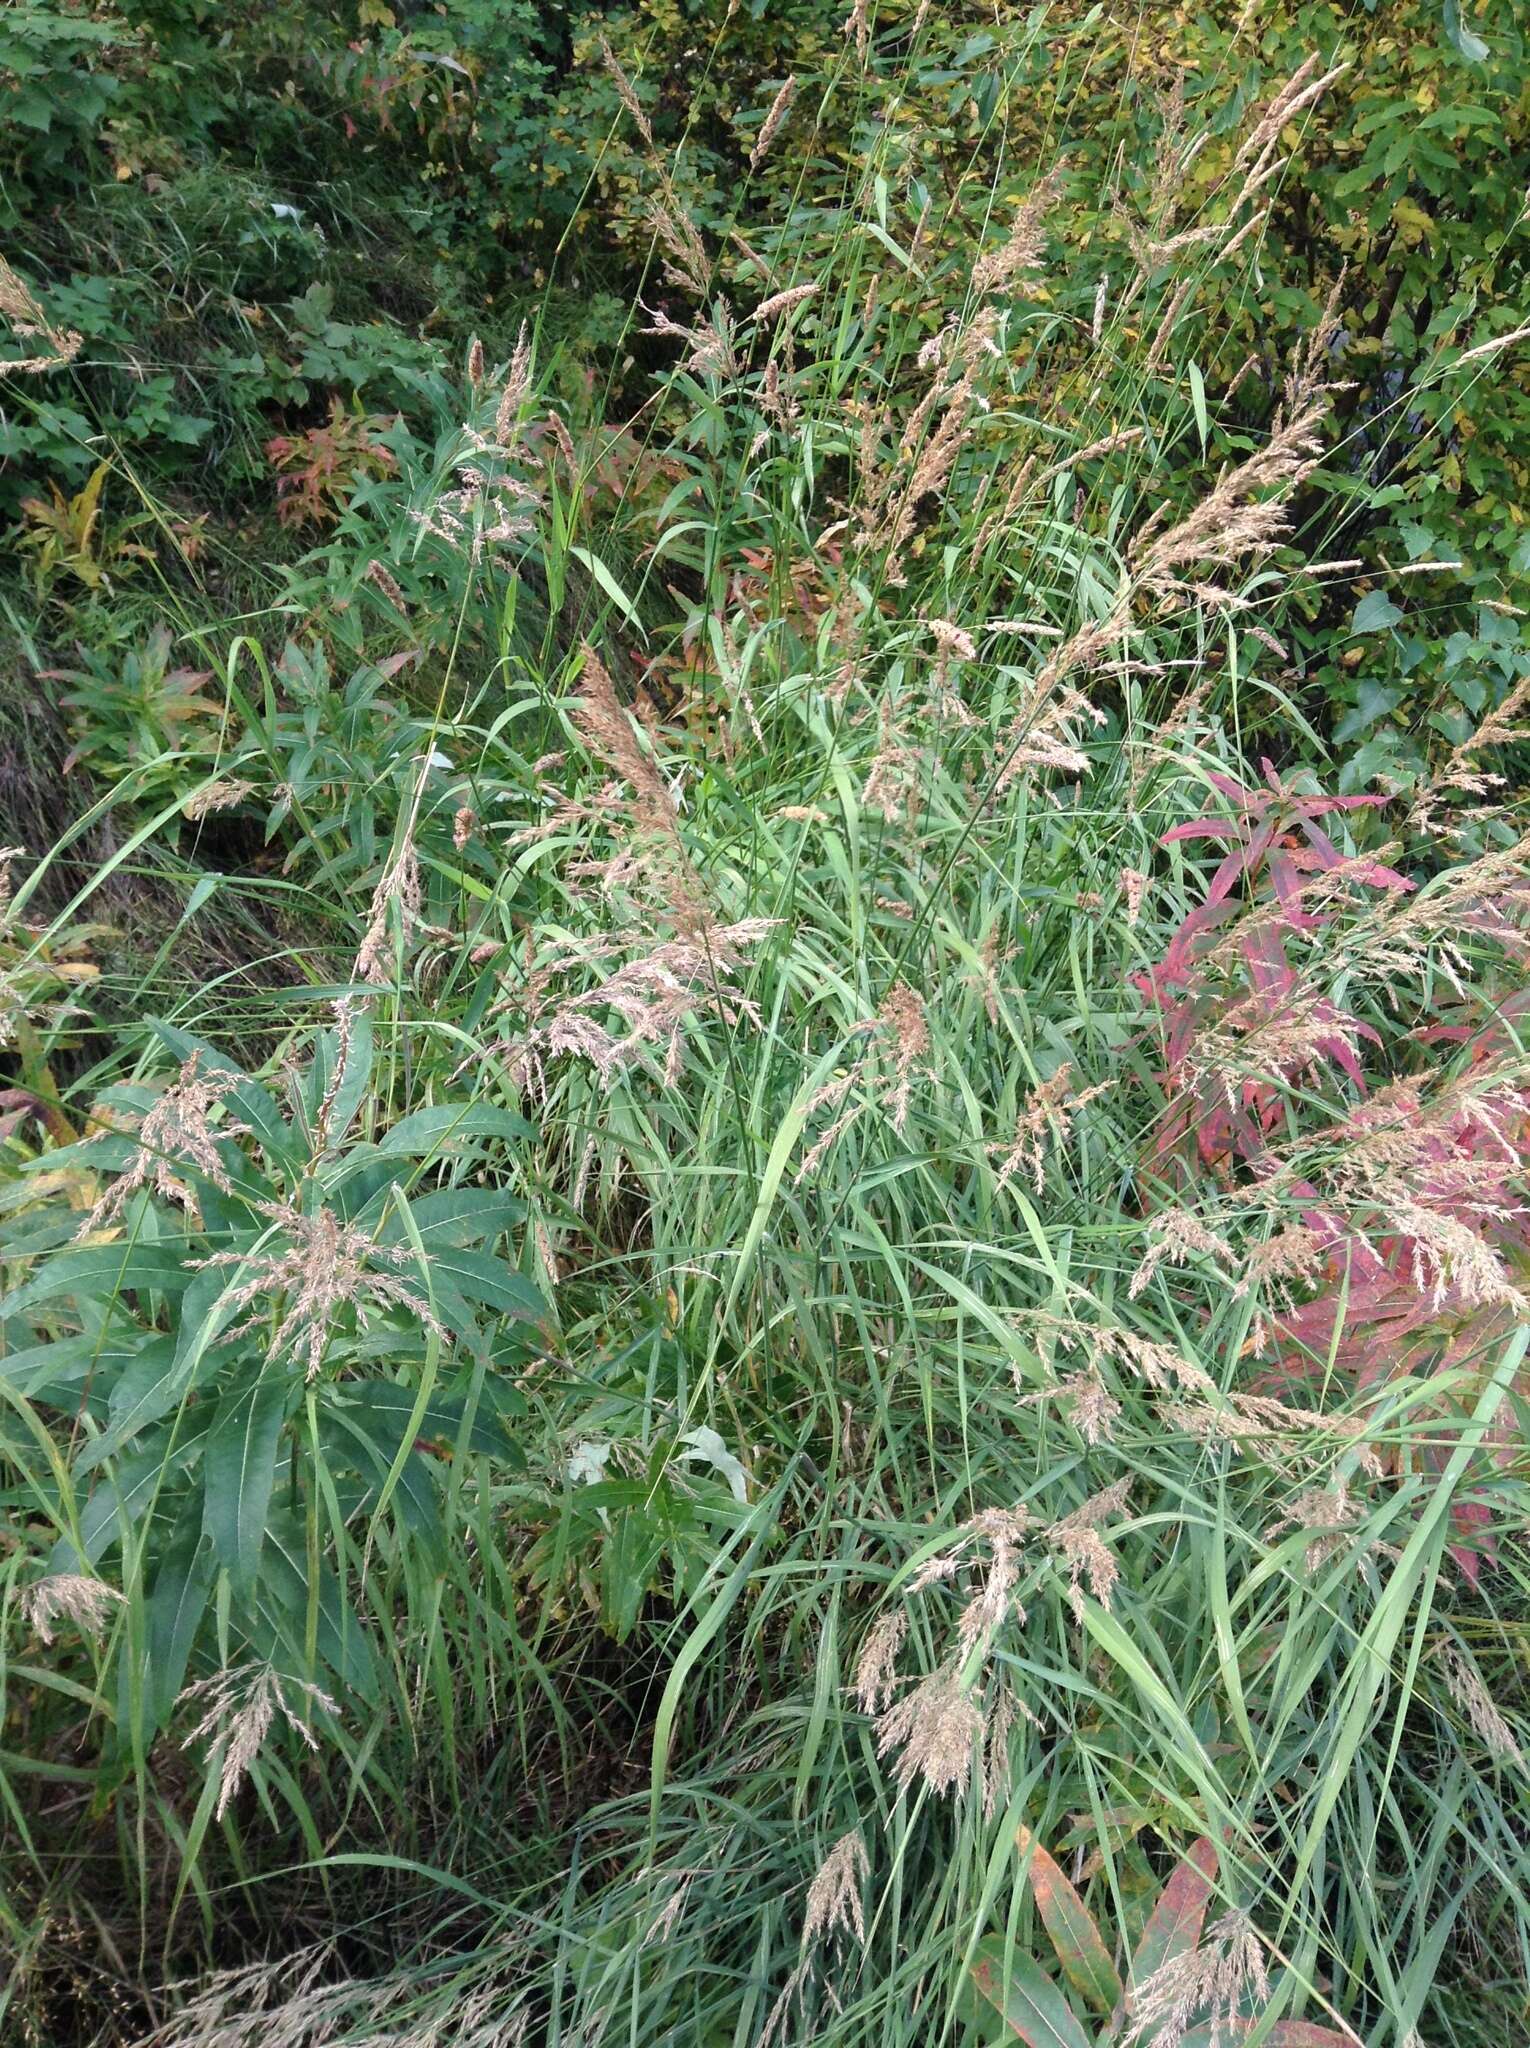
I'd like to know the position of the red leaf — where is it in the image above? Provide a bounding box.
[1114,1836,1219,2034]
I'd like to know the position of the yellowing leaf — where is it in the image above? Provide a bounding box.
[1392,198,1434,248]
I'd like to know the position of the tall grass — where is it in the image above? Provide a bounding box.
[3,12,1530,2048]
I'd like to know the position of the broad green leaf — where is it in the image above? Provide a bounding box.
[1443,0,1489,62]
[306,1005,373,1144]
[425,1247,543,1322]
[149,1024,298,1164]
[0,1329,146,1415]
[65,1422,209,1567]
[5,1241,192,1319]
[74,1337,181,1476]
[1173,2025,1357,2048]
[375,1185,526,1249]
[376,1104,535,1155]
[325,1413,446,1561]
[202,1368,290,1589]
[145,1509,217,1727]
[331,1377,524,1459]
[257,1512,378,1702]
[1351,590,1402,634]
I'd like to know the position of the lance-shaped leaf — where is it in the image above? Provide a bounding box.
[1171,2024,1358,2048]
[968,1938,1092,2048]
[374,1103,535,1155]
[203,1366,290,1590]
[1112,1835,1219,2036]
[144,1505,218,1727]
[1016,1825,1123,2016]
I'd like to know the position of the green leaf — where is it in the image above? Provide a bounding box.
[68,1422,209,1568]
[332,1377,524,1459]
[149,1024,297,1164]
[1172,2025,1357,2048]
[306,1006,373,1144]
[1256,2026,1360,2046]
[1443,0,1489,62]
[0,1329,147,1415]
[202,1368,290,1590]
[376,1104,535,1155]
[569,545,642,628]
[145,1510,217,1727]
[5,1241,192,1320]
[1351,590,1403,634]
[426,1247,544,1322]
[1333,682,1402,743]
[1016,1826,1123,2016]
[967,1939,1092,2048]
[75,1337,184,1474]
[326,1414,446,1560]
[376,1186,526,1249]
[254,1514,378,1702]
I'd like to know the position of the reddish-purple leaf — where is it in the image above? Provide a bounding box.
[1112,1837,1218,2034]
[1166,2025,1358,2048]
[1228,2023,1359,2045]
[1161,817,1242,846]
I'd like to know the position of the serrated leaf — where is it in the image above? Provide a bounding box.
[65,1420,210,1568]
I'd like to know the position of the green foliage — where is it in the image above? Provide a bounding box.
[1172,1,1530,778]
[3,7,1530,2048]
[0,1,129,201]
[52,622,223,791]
[3,1023,543,1783]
